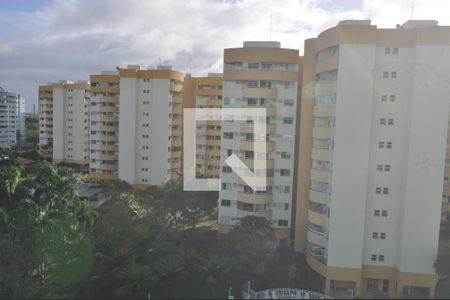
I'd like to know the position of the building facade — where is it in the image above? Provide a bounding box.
[294,20,449,298]
[38,84,54,157]
[89,71,120,181]
[52,80,90,165]
[183,73,223,178]
[0,86,25,149]
[218,41,302,241]
[117,65,184,188]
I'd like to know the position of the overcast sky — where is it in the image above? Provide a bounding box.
[1,0,449,112]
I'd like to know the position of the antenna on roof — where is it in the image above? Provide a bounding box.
[269,13,273,41]
[411,0,415,19]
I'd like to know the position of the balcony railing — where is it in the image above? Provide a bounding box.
[243,286,332,299]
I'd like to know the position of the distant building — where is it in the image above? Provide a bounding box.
[39,81,90,165]
[88,65,184,188]
[0,86,25,148]
[183,73,223,178]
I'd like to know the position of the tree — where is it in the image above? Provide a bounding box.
[435,252,450,277]
[0,161,98,298]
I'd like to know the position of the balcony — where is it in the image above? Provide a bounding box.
[241,88,277,99]
[312,127,332,139]
[240,123,276,134]
[307,228,326,247]
[239,158,275,169]
[242,287,331,299]
[308,210,326,227]
[310,168,329,183]
[311,148,331,161]
[99,116,119,123]
[240,140,275,152]
[236,209,272,219]
[315,56,338,74]
[314,82,336,96]
[313,105,335,117]
[169,83,183,92]
[238,192,272,204]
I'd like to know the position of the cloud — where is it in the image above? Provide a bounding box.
[0,0,449,111]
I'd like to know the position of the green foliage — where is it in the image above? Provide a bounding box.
[435,252,450,277]
[0,161,98,298]
[1,171,315,299]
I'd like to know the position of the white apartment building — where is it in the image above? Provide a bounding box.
[294,20,450,298]
[51,81,90,165]
[0,86,25,149]
[118,65,184,188]
[218,41,302,241]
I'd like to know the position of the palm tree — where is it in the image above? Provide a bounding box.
[73,200,99,230]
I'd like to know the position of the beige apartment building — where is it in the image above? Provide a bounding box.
[117,65,184,188]
[51,80,90,165]
[89,71,120,181]
[218,41,303,241]
[38,84,54,159]
[294,20,450,298]
[183,73,223,178]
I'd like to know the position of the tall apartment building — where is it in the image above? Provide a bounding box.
[0,86,25,149]
[294,20,450,298]
[89,71,120,181]
[17,94,25,144]
[39,84,54,157]
[117,65,184,188]
[218,41,302,240]
[51,81,90,165]
[183,73,223,178]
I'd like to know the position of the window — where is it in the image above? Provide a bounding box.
[280,169,291,176]
[371,254,377,261]
[248,62,259,69]
[384,165,391,171]
[380,233,386,239]
[381,95,388,102]
[374,210,380,216]
[384,48,391,54]
[284,99,294,107]
[386,142,392,149]
[393,48,399,54]
[389,95,396,102]
[376,187,382,194]
[388,118,394,125]
[222,166,232,173]
[372,232,379,239]
[383,188,389,195]
[378,255,385,262]
[281,152,291,159]
[221,183,231,190]
[381,210,388,217]
[278,220,288,227]
[380,118,386,125]
[378,141,385,148]
[223,132,234,139]
[247,98,257,106]
[283,117,294,124]
[377,165,383,171]
[383,71,389,78]
[390,71,397,78]
[382,280,389,293]
[221,199,231,207]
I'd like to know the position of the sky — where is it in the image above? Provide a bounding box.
[0,0,450,112]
